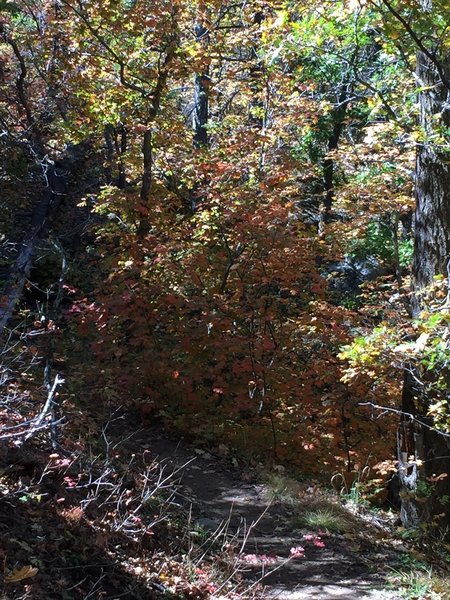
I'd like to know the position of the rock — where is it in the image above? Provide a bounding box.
[195,517,222,531]
[324,255,385,295]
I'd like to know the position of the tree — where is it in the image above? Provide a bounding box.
[402,0,450,527]
[342,0,450,529]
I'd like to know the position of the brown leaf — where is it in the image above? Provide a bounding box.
[6,565,39,583]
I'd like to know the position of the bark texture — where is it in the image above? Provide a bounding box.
[412,49,450,308]
[399,30,450,528]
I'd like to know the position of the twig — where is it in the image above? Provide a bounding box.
[23,373,64,441]
[358,401,450,438]
[0,418,65,440]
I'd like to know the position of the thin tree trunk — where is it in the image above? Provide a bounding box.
[137,128,152,236]
[193,24,209,148]
[104,124,115,184]
[322,97,350,213]
[116,125,127,189]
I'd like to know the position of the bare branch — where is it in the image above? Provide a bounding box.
[0,23,35,127]
[358,401,450,438]
[21,373,64,441]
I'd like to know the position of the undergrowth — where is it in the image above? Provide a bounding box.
[0,417,255,599]
[388,558,450,600]
[263,471,359,533]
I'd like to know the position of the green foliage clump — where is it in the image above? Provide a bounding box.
[349,220,413,268]
[298,506,354,533]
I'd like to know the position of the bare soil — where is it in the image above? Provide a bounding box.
[138,425,405,599]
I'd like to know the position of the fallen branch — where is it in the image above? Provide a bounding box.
[0,368,65,444]
[22,373,65,443]
[0,418,65,441]
[0,159,65,336]
[0,141,90,336]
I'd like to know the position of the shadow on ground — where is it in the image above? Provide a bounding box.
[141,426,403,600]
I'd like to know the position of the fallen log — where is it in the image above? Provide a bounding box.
[0,144,89,336]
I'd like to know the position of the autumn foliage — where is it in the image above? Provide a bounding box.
[1,0,448,497]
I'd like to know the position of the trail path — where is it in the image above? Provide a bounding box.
[137,427,404,599]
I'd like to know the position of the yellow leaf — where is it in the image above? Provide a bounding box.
[6,565,39,583]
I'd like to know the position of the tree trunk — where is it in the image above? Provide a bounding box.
[412,54,450,309]
[193,24,209,148]
[137,128,152,236]
[323,88,352,214]
[104,124,127,188]
[399,17,450,528]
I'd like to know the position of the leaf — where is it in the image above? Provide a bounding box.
[262,337,275,350]
[6,565,39,583]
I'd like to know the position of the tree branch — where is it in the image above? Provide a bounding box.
[358,401,450,438]
[0,24,35,127]
[375,0,450,92]
[23,373,65,442]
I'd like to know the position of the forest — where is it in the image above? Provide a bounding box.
[0,0,449,598]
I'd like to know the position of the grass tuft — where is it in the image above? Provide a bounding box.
[295,504,356,533]
[388,564,450,599]
[263,472,305,505]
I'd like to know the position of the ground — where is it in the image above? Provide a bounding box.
[132,424,410,599]
[1,414,447,599]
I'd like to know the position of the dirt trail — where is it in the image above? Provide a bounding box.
[136,427,403,599]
